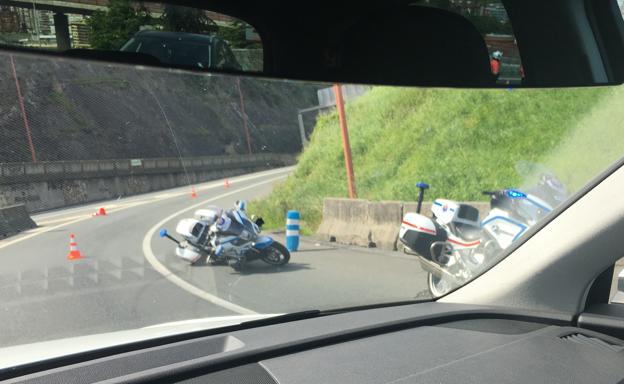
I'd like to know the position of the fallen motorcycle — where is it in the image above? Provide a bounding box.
[159,201,290,271]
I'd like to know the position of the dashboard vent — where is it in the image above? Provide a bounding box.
[560,333,624,353]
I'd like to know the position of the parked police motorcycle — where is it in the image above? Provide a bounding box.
[399,165,567,296]
[399,183,484,297]
[159,201,290,271]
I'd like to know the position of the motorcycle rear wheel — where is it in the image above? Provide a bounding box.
[261,242,291,266]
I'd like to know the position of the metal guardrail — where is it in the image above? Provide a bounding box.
[0,154,295,185]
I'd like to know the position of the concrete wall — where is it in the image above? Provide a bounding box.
[316,198,490,251]
[0,154,294,213]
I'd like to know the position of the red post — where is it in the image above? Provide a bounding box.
[236,77,252,155]
[10,55,37,162]
[333,84,357,199]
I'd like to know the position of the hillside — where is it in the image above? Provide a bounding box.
[0,55,319,162]
[250,86,624,233]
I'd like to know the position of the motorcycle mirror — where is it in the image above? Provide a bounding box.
[416,182,430,189]
[255,217,265,228]
[159,229,168,238]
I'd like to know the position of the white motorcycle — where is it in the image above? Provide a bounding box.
[160,201,290,271]
[400,166,567,296]
[399,182,484,297]
[479,170,567,256]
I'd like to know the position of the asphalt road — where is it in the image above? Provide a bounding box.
[0,167,429,347]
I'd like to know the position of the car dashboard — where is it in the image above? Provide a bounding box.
[4,303,624,383]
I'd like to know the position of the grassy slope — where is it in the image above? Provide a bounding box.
[250,86,624,234]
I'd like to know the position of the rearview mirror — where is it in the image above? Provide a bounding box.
[2,0,622,87]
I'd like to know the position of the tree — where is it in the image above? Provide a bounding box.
[218,20,261,49]
[87,0,151,50]
[160,5,218,34]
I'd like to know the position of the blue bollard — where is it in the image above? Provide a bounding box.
[285,210,300,252]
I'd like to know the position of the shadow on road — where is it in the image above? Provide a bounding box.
[233,262,313,275]
[293,247,337,253]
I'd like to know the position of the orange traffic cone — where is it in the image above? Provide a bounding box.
[67,233,84,260]
[224,179,230,188]
[191,187,197,199]
[94,207,107,216]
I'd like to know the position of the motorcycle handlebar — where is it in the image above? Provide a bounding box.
[482,190,496,196]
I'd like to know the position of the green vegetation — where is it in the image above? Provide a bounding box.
[87,2,219,50]
[249,86,624,234]
[160,5,218,33]
[87,0,151,50]
[219,21,261,49]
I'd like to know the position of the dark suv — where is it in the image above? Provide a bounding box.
[121,30,241,71]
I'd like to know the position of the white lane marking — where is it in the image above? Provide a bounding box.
[142,175,287,315]
[0,168,291,250]
[0,200,157,250]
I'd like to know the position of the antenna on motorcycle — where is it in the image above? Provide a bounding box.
[159,229,180,245]
[416,182,430,214]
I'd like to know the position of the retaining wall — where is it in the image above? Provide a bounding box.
[0,154,294,213]
[316,198,490,251]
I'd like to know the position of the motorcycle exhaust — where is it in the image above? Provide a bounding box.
[403,246,464,286]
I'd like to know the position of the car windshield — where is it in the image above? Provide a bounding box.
[1,0,624,367]
[122,36,212,67]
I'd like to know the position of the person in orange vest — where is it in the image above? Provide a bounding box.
[490,51,503,82]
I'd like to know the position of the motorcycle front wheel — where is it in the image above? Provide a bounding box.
[261,242,291,266]
[427,272,454,297]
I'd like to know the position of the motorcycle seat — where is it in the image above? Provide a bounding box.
[450,222,482,242]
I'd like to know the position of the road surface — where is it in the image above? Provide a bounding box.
[0,167,429,347]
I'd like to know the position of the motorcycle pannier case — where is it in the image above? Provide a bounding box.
[175,244,203,263]
[399,212,448,260]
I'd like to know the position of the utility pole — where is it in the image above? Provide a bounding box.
[10,55,37,162]
[333,84,357,198]
[236,77,252,155]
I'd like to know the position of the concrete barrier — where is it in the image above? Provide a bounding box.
[317,198,490,251]
[317,198,370,247]
[367,201,404,250]
[0,204,37,238]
